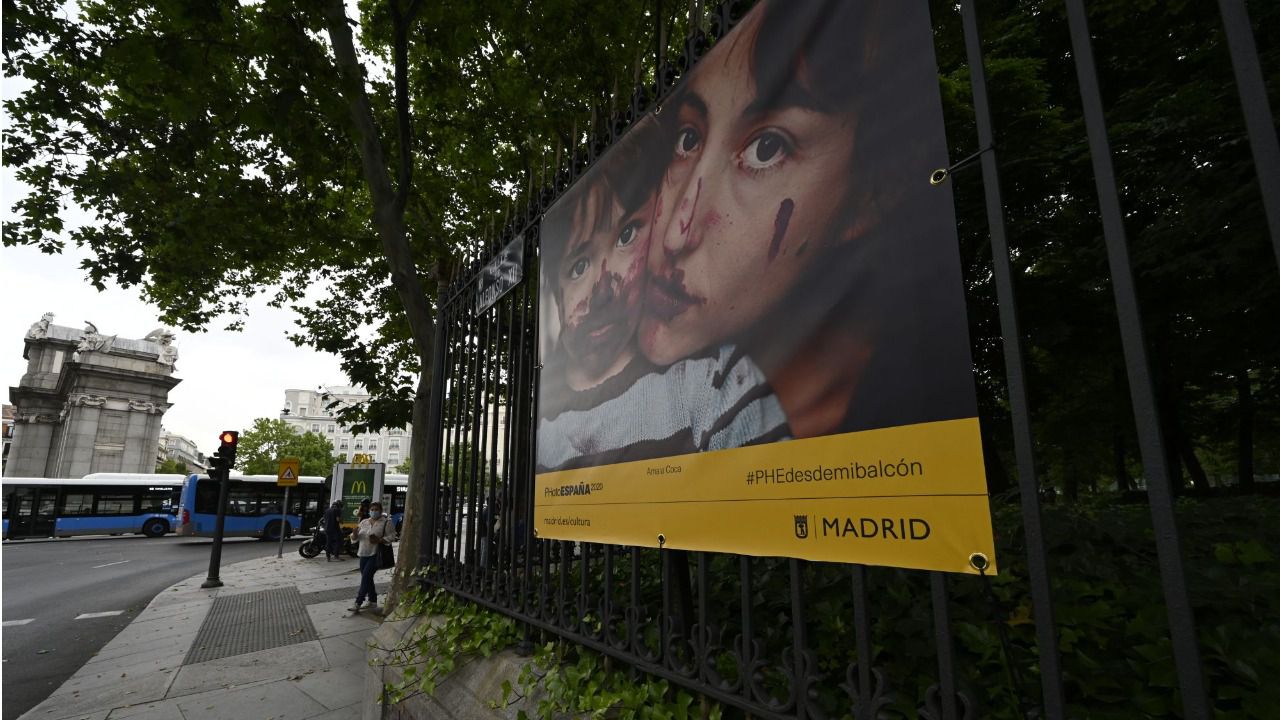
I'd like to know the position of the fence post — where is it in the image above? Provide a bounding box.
[1063,3,1210,717]
[1216,0,1280,270]
[958,3,1066,717]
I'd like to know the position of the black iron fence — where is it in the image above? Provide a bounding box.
[415,1,1279,718]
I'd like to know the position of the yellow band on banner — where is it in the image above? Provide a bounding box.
[534,417,997,575]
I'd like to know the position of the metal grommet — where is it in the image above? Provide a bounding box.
[532,527,538,538]
[929,168,949,186]
[654,104,662,116]
[969,552,989,572]
[657,533,666,547]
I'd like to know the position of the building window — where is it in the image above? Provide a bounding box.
[339,439,348,449]
[354,441,363,450]
[369,440,377,450]
[311,423,320,432]
[328,424,335,434]
[389,453,400,463]
[389,439,400,450]
[390,428,402,436]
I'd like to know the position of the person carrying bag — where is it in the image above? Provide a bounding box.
[349,501,396,613]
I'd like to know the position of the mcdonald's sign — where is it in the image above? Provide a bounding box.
[334,463,385,525]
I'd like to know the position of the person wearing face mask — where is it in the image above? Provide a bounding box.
[349,501,396,613]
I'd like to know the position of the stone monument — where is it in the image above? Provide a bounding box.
[5,314,182,477]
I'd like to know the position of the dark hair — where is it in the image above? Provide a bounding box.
[749,0,926,232]
[743,0,978,428]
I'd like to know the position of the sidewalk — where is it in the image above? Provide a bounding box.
[18,548,395,720]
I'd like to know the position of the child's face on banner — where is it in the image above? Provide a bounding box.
[639,18,858,365]
[557,187,656,382]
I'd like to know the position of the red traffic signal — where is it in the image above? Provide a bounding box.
[217,430,240,469]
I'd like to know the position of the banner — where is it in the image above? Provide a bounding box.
[535,0,996,574]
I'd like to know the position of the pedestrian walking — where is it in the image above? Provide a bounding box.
[350,501,396,613]
[322,501,345,561]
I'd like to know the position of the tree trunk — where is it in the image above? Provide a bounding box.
[1167,410,1209,493]
[1063,445,1079,502]
[1113,431,1131,492]
[1237,366,1255,490]
[321,0,438,611]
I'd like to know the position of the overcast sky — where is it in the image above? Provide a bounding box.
[0,241,348,456]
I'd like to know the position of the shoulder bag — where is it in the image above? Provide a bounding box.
[377,518,395,570]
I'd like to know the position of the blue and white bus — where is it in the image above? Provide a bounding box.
[2,474,185,540]
[176,473,327,541]
[385,474,408,532]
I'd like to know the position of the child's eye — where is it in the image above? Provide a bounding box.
[741,131,790,171]
[568,257,590,280]
[674,127,701,158]
[616,220,643,248]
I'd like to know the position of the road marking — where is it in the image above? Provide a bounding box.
[92,560,130,569]
[2,619,35,627]
[74,611,125,620]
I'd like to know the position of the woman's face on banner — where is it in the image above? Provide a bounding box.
[639,23,858,365]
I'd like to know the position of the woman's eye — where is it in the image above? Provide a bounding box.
[616,220,642,248]
[742,131,789,170]
[568,257,589,280]
[675,127,701,157]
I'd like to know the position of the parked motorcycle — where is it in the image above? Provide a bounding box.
[298,525,357,559]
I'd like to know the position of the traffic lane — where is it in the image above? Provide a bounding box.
[2,535,302,720]
[2,535,299,613]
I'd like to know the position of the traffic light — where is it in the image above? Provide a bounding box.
[218,430,239,469]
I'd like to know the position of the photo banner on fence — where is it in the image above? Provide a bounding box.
[534,0,996,574]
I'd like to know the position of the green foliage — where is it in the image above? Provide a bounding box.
[155,458,189,475]
[506,642,714,720]
[236,418,337,477]
[377,583,522,705]
[378,582,723,720]
[393,457,411,474]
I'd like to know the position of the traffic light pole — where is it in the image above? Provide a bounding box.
[201,463,231,588]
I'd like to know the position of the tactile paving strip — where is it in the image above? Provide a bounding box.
[300,584,390,606]
[184,587,318,664]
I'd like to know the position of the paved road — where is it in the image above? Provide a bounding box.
[1,534,306,720]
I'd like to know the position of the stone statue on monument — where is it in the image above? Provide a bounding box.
[145,328,179,368]
[26,313,54,339]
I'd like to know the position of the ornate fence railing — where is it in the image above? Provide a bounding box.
[414,1,1279,718]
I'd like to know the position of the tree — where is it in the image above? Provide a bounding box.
[156,458,189,475]
[4,0,657,597]
[237,418,337,477]
[393,457,411,475]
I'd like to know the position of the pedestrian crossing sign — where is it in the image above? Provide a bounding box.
[277,458,300,486]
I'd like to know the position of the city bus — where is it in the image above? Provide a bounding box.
[385,474,408,532]
[2,474,185,540]
[176,473,327,541]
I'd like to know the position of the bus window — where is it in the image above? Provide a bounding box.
[62,493,94,515]
[228,487,260,516]
[141,489,172,513]
[96,493,135,515]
